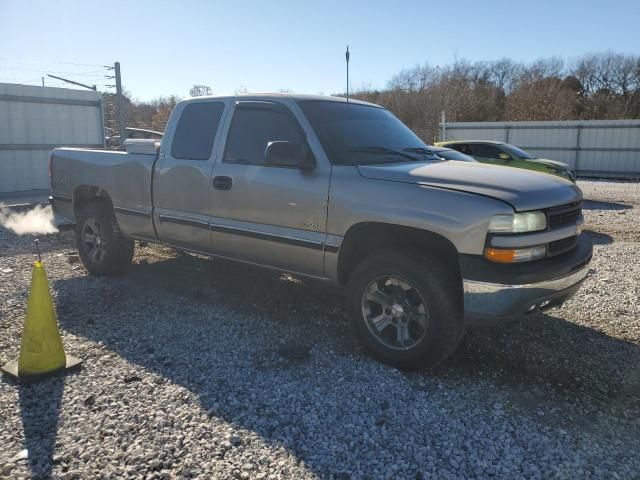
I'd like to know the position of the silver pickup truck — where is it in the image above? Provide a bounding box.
[50,94,592,369]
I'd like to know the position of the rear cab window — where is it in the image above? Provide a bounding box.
[171,102,225,160]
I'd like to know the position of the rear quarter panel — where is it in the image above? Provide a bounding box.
[50,148,156,239]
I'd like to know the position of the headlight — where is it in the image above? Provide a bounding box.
[484,245,547,263]
[488,211,546,233]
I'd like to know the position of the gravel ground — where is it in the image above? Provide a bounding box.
[1,179,639,479]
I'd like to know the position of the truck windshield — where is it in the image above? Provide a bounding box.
[298,100,439,165]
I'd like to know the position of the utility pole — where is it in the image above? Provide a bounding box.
[114,62,126,147]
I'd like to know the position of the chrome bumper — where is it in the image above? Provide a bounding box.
[463,264,590,324]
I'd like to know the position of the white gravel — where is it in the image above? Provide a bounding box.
[1,179,639,479]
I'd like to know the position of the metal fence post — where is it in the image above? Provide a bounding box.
[115,62,126,147]
[99,96,106,148]
[575,125,582,176]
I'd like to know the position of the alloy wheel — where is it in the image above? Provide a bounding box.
[82,218,106,263]
[361,275,429,351]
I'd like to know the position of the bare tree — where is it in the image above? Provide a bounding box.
[487,58,523,93]
[505,77,577,121]
[353,52,640,142]
[572,53,640,118]
[189,85,213,97]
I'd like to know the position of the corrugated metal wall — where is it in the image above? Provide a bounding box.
[439,119,640,179]
[0,83,104,194]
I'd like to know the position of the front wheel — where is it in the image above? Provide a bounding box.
[75,201,134,276]
[347,250,464,369]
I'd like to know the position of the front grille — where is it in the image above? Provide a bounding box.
[547,202,582,229]
[548,235,578,256]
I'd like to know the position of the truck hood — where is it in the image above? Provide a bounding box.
[528,158,570,169]
[357,160,581,211]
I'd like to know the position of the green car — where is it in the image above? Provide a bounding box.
[435,140,575,182]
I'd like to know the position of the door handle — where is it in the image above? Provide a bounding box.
[212,176,233,190]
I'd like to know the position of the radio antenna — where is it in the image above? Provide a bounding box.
[345,45,350,103]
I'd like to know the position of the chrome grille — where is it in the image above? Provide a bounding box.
[548,202,582,229]
[548,236,578,256]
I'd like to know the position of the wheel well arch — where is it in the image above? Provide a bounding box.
[73,185,114,217]
[337,222,461,286]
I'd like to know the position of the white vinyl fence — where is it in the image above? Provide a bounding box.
[439,119,640,179]
[0,83,104,194]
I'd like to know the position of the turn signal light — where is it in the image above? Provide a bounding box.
[484,248,516,263]
[484,245,546,263]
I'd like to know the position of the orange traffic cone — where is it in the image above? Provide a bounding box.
[2,260,81,381]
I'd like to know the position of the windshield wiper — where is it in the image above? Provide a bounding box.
[404,147,431,153]
[349,146,420,162]
[403,147,438,156]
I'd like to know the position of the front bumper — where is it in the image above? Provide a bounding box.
[462,235,592,324]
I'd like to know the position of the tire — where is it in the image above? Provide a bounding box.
[347,249,464,369]
[75,201,134,276]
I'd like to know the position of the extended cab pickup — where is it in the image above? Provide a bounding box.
[50,94,592,369]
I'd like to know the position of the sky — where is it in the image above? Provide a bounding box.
[1,0,639,102]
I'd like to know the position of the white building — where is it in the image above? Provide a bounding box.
[0,83,104,195]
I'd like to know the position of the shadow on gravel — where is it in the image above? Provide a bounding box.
[125,249,351,350]
[431,316,640,419]
[52,249,640,475]
[10,378,65,479]
[583,199,633,211]
[583,230,614,246]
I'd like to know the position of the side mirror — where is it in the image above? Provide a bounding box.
[498,152,511,161]
[264,141,315,171]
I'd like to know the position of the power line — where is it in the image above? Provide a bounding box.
[0,59,126,147]
[0,76,43,83]
[0,76,113,90]
[0,57,111,68]
[0,66,111,77]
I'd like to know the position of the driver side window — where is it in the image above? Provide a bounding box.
[223,103,306,166]
[473,144,503,159]
[453,144,473,155]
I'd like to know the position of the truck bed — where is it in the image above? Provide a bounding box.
[49,147,158,240]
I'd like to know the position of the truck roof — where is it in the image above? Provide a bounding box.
[180,92,380,108]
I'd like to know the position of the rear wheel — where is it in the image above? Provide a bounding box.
[75,201,134,276]
[347,249,464,369]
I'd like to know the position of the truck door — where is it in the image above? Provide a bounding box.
[208,100,330,277]
[152,100,228,251]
